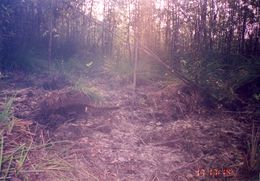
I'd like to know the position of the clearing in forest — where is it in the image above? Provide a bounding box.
[0,73,256,181]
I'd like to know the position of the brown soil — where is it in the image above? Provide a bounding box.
[0,73,258,181]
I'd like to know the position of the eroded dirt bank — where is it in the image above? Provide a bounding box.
[0,73,257,181]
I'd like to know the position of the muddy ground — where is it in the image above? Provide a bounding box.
[0,72,258,181]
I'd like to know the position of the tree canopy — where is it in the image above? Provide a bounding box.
[0,0,259,108]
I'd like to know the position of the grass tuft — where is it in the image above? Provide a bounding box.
[0,96,93,180]
[74,79,103,104]
[241,123,260,178]
[0,96,15,124]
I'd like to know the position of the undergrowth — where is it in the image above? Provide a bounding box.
[61,57,96,76]
[103,56,134,81]
[0,96,98,180]
[103,55,174,84]
[181,53,260,111]
[0,96,15,124]
[74,79,103,104]
[242,124,260,178]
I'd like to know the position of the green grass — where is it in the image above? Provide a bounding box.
[0,96,15,124]
[74,79,103,104]
[0,93,99,180]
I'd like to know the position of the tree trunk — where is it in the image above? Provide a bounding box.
[241,7,248,54]
[48,0,54,71]
[127,1,132,62]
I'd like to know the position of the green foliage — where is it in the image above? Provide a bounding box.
[0,96,31,179]
[182,53,260,105]
[0,2,14,65]
[103,56,134,81]
[0,97,75,180]
[74,79,102,103]
[0,96,14,124]
[60,57,97,78]
[103,54,172,83]
[0,140,32,178]
[3,49,48,72]
[0,123,73,180]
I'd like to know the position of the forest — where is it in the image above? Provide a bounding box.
[0,0,259,180]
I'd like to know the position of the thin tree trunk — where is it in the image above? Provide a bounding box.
[209,0,215,51]
[133,1,140,94]
[127,0,132,62]
[102,0,106,55]
[133,35,138,93]
[201,0,207,51]
[48,0,54,71]
[241,7,248,54]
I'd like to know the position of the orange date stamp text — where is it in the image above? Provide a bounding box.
[196,168,236,177]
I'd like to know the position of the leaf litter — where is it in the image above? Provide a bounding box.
[0,73,258,180]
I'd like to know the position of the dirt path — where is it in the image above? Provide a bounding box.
[48,77,249,181]
[0,74,254,180]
